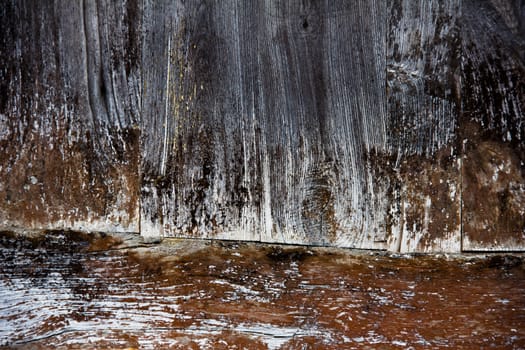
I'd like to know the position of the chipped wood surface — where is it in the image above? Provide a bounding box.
[0,0,524,252]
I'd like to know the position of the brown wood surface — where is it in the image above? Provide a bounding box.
[1,231,524,349]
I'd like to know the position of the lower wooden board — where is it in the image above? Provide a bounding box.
[2,232,524,349]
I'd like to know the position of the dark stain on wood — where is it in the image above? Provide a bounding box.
[0,0,141,232]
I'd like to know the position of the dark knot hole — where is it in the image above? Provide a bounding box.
[302,18,309,29]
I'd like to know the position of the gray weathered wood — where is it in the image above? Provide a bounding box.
[0,0,140,232]
[461,0,525,251]
[386,0,462,252]
[1,0,524,252]
[140,0,390,248]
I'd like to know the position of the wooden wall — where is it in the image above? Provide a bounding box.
[1,0,523,252]
[0,0,141,233]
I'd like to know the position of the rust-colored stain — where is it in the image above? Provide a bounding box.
[0,128,140,231]
[367,147,461,252]
[398,146,461,251]
[462,135,525,250]
[1,231,524,349]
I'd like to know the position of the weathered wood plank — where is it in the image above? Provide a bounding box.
[461,0,525,251]
[1,0,524,252]
[385,0,462,252]
[140,0,389,248]
[0,0,140,232]
[255,0,388,247]
[1,232,524,348]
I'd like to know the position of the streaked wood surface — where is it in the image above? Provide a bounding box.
[0,0,523,252]
[1,231,524,348]
[140,0,389,248]
[460,0,525,251]
[0,0,141,232]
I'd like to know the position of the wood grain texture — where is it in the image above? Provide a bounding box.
[0,0,140,232]
[386,0,462,252]
[140,0,390,248]
[1,0,524,252]
[461,0,525,251]
[2,232,524,348]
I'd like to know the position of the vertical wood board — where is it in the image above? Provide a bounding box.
[0,0,524,252]
[461,0,525,251]
[140,0,390,248]
[0,0,141,232]
[385,0,462,252]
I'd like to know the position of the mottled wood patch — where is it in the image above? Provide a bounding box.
[385,0,462,252]
[461,0,525,251]
[0,0,141,232]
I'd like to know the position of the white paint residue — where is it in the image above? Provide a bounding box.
[262,152,273,239]
[195,320,329,350]
[235,323,301,350]
[424,196,432,232]
[160,34,171,177]
[392,339,408,347]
